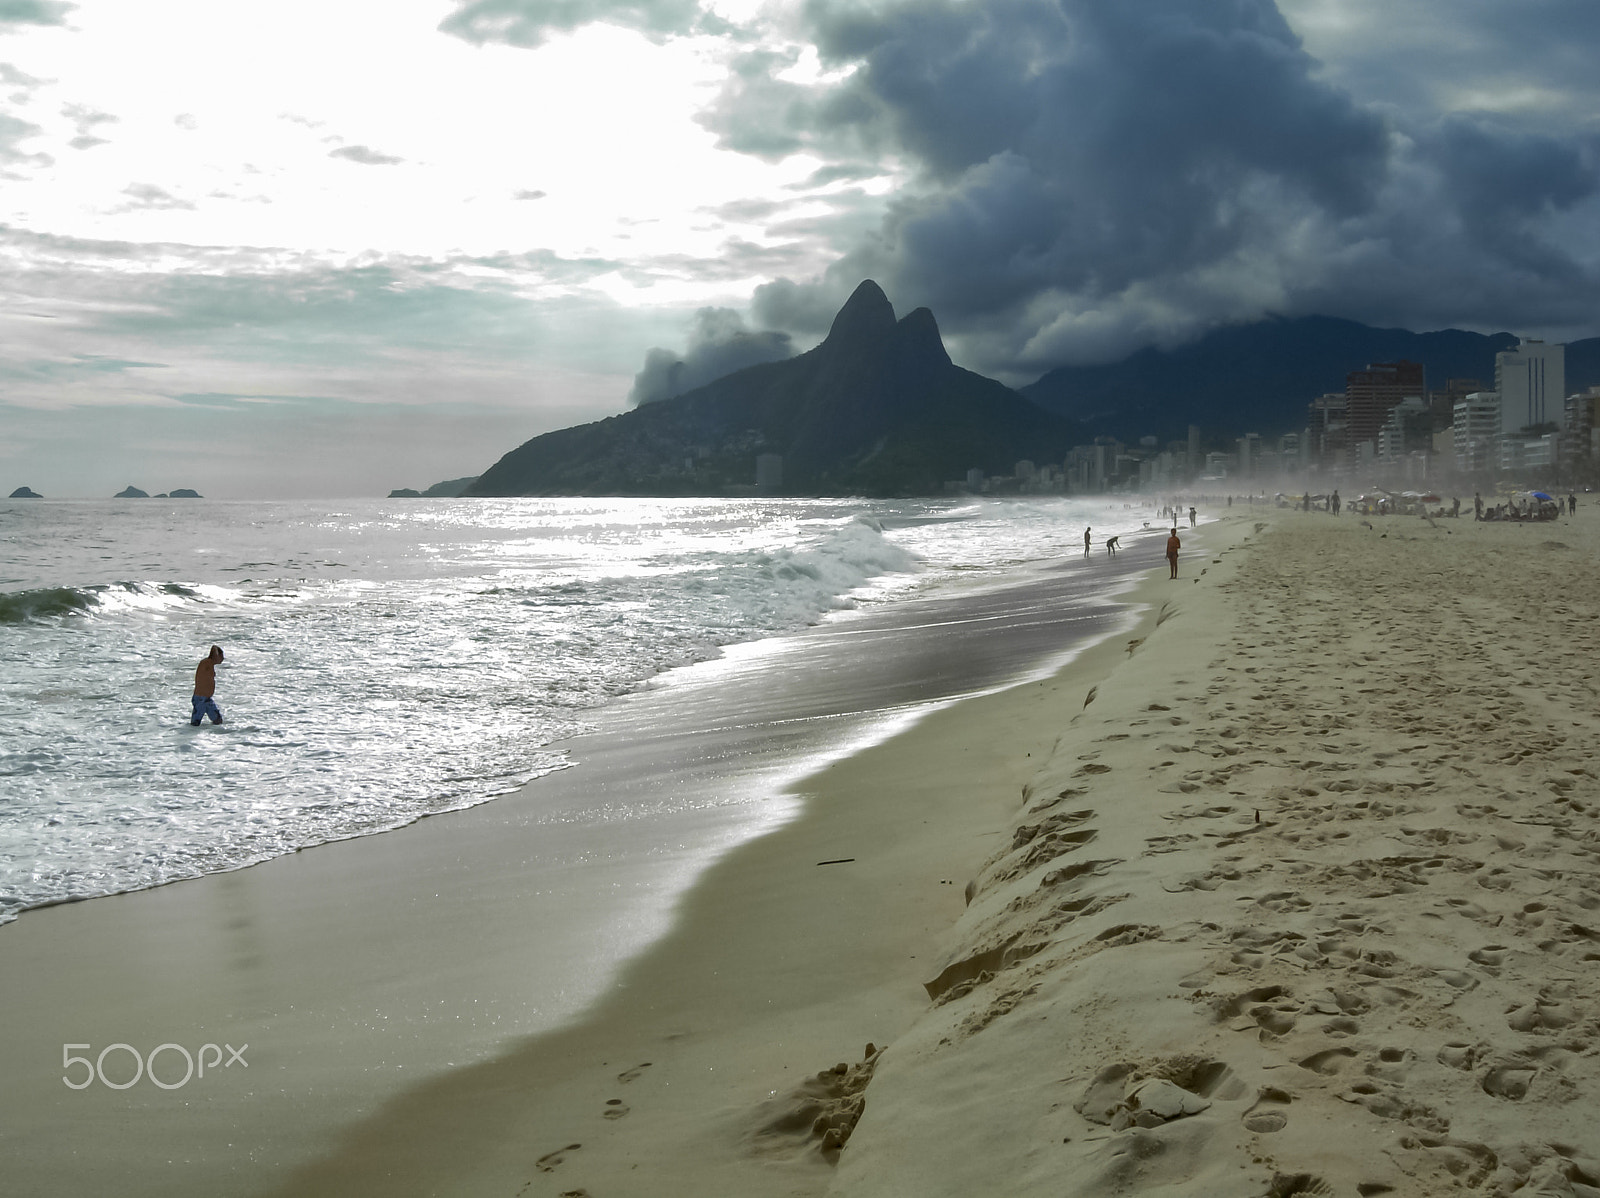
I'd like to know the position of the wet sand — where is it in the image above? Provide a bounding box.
[0,529,1166,1196]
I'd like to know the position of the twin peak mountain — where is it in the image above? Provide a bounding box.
[467,281,1080,498]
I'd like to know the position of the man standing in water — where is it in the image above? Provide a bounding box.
[191,644,225,726]
[1166,528,1181,579]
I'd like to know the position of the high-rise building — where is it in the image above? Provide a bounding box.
[1235,432,1260,477]
[1495,339,1565,434]
[1453,393,1501,473]
[1377,397,1429,461]
[1429,377,1484,431]
[1562,386,1600,466]
[1306,392,1348,468]
[1346,360,1425,451]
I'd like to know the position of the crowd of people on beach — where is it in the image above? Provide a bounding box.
[1252,487,1582,522]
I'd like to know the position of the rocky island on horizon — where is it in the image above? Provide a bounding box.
[113,486,203,498]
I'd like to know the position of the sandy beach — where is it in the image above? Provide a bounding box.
[7,505,1598,1197]
[833,506,1600,1198]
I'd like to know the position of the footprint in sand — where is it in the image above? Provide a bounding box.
[1480,1064,1538,1100]
[1297,1047,1358,1075]
[1506,996,1576,1033]
[1436,1042,1482,1071]
[1242,1086,1293,1133]
[535,1143,582,1172]
[1467,944,1508,972]
[1412,1138,1500,1188]
[1247,1002,1298,1038]
[603,1099,629,1119]
[1367,1047,1410,1082]
[616,1062,652,1083]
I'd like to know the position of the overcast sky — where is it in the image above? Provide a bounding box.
[3,0,1597,497]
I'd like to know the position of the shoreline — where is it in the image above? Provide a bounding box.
[253,522,1219,1198]
[243,504,1600,1198]
[0,522,1172,1197]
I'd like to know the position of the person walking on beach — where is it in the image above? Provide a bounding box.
[1331,490,1341,516]
[1188,506,1196,528]
[1084,526,1091,558]
[1165,528,1180,579]
[1474,492,1483,520]
[191,644,225,726]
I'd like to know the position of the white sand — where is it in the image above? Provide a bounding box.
[837,507,1600,1198]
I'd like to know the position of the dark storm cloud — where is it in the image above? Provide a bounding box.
[628,306,793,405]
[439,0,708,47]
[1282,0,1600,123]
[715,0,1600,368]
[732,0,1387,325]
[1422,116,1597,226]
[329,144,404,166]
[0,0,71,26]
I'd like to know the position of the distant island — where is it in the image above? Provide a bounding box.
[388,476,480,498]
[113,486,202,498]
[466,281,1081,498]
[9,486,41,499]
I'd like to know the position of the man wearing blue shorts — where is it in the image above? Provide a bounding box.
[191,644,225,725]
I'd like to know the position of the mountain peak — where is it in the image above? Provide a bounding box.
[824,279,897,347]
[467,278,1084,498]
[891,306,952,368]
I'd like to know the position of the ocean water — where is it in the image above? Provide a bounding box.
[0,495,1162,926]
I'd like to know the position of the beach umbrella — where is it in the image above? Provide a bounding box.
[1531,491,1555,501]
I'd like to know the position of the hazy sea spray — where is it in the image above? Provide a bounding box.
[0,496,1144,924]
